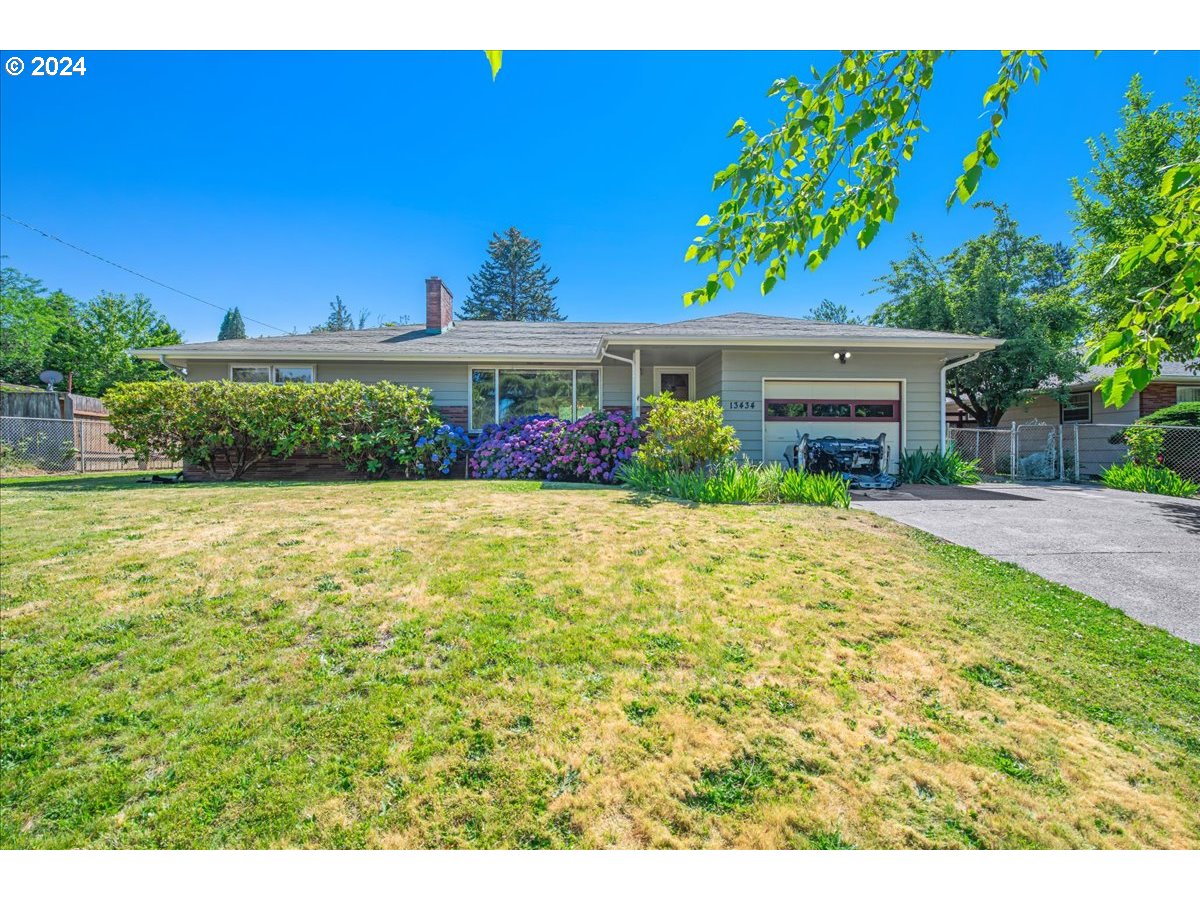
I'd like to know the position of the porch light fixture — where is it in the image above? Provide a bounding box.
[833,351,852,364]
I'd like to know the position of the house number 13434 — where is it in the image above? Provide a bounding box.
[727,400,757,410]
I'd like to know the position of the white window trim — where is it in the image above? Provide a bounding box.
[1061,391,1092,424]
[467,365,604,431]
[1177,385,1200,403]
[229,364,272,383]
[652,366,696,400]
[227,364,317,384]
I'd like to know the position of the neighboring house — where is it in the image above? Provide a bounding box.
[131,277,1000,474]
[998,361,1200,429]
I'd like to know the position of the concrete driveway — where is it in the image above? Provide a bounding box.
[853,482,1200,643]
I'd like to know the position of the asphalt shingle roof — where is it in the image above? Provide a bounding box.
[1052,359,1200,389]
[135,311,1000,360]
[612,312,988,343]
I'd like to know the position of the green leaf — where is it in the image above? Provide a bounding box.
[483,51,503,80]
[696,215,712,227]
[956,165,983,203]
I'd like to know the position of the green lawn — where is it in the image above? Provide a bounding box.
[1,475,1198,848]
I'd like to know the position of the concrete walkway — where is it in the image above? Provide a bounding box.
[853,482,1200,643]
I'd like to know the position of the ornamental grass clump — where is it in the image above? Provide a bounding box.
[615,459,850,508]
[899,447,982,485]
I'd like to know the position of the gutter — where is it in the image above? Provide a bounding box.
[939,352,982,450]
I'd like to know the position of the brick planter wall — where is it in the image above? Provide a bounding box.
[183,453,356,481]
[1140,383,1183,417]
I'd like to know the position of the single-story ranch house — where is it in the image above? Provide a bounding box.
[997,361,1200,428]
[132,278,1001,474]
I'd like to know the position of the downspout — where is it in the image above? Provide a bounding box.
[601,345,640,417]
[158,354,188,377]
[939,352,981,450]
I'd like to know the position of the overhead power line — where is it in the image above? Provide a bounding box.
[1,212,290,335]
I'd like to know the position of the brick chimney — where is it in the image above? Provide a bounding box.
[425,277,453,333]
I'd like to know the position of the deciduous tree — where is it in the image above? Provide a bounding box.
[870,206,1086,426]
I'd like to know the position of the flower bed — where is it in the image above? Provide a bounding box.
[469,411,641,483]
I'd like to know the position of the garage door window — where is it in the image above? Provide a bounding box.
[765,399,898,422]
[854,403,897,419]
[764,401,807,420]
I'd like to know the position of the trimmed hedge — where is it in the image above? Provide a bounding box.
[104,380,460,480]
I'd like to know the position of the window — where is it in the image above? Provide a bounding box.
[1178,386,1200,403]
[811,402,852,419]
[230,366,270,383]
[274,366,314,384]
[575,369,600,418]
[765,401,807,420]
[471,369,496,432]
[470,368,601,429]
[764,399,899,422]
[854,403,896,419]
[1061,391,1092,423]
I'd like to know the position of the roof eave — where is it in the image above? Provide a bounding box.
[130,348,607,365]
[603,335,1002,351]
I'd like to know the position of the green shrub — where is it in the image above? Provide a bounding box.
[1115,405,1200,475]
[1123,427,1165,467]
[900,447,982,485]
[1134,401,1200,429]
[635,393,739,473]
[105,380,442,480]
[1100,461,1198,497]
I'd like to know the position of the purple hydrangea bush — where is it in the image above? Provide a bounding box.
[469,411,641,483]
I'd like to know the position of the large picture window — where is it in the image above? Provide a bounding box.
[470,367,601,430]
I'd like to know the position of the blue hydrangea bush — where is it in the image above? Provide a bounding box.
[415,423,470,476]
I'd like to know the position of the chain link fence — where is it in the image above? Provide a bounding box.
[0,416,179,477]
[949,422,1200,484]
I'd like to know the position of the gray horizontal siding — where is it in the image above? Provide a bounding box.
[696,351,722,400]
[602,362,632,409]
[183,359,469,405]
[719,349,948,459]
[183,359,638,412]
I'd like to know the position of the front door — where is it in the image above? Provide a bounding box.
[656,369,693,401]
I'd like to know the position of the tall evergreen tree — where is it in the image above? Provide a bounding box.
[461,227,563,321]
[218,307,247,340]
[311,296,369,332]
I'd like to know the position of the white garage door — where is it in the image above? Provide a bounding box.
[763,380,902,473]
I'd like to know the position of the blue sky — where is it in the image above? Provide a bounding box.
[2,50,1197,340]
